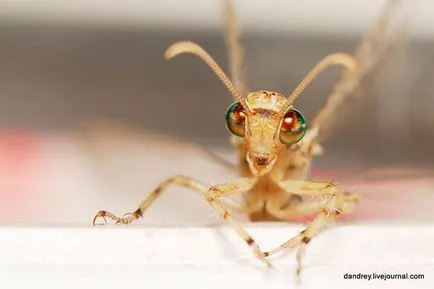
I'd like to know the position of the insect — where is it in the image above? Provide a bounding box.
[93,0,401,274]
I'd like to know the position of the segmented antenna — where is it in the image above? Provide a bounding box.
[223,0,248,97]
[165,41,247,108]
[283,53,359,114]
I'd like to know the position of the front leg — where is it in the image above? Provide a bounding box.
[264,179,359,275]
[93,176,272,266]
[93,175,210,225]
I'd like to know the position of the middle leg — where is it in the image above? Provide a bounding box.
[263,179,359,274]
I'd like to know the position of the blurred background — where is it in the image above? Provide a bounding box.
[0,0,433,225]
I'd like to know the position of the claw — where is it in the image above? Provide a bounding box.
[257,252,273,269]
[238,252,274,268]
[264,258,273,269]
[92,210,121,225]
[122,212,134,218]
[92,210,107,226]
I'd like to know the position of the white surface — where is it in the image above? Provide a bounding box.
[0,0,431,38]
[0,223,433,289]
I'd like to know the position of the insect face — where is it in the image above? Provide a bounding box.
[165,41,356,177]
[225,91,307,176]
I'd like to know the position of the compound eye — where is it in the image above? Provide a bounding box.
[279,108,307,145]
[225,101,246,137]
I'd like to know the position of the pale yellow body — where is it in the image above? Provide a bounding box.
[232,91,317,221]
[93,0,400,274]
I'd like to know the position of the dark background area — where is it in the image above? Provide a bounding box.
[0,24,432,168]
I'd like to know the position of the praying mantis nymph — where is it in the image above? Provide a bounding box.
[93,0,401,274]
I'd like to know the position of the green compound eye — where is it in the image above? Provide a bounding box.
[279,108,307,145]
[225,101,246,137]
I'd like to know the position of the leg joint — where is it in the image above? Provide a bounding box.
[133,208,143,218]
[301,236,311,244]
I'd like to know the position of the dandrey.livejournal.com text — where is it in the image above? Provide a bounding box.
[343,272,425,281]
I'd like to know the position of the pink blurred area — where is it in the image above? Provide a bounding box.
[0,128,433,225]
[0,130,49,220]
[312,168,434,221]
[0,129,110,224]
